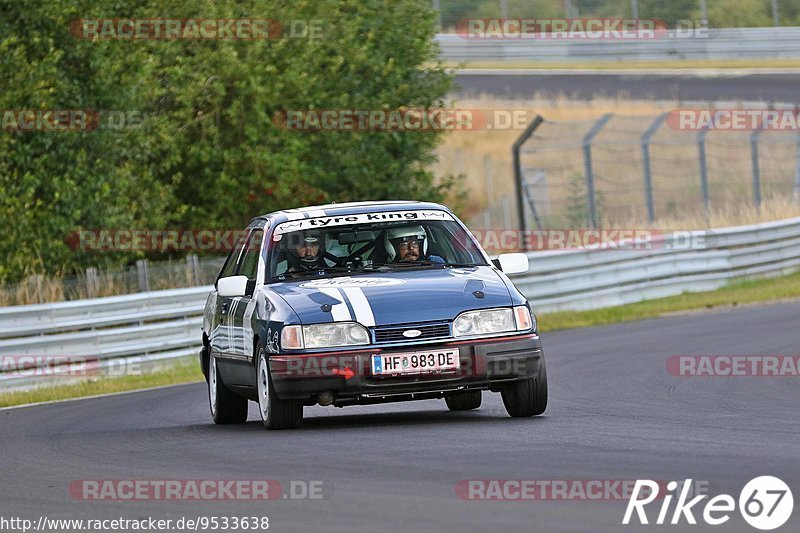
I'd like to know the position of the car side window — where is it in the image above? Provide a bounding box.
[218,230,249,280]
[237,229,264,281]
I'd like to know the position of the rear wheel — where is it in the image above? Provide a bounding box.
[257,347,303,430]
[208,350,248,424]
[501,361,548,417]
[445,390,482,411]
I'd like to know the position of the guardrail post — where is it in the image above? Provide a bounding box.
[697,128,710,213]
[512,114,545,241]
[641,113,668,223]
[750,129,763,211]
[582,113,614,229]
[136,259,150,292]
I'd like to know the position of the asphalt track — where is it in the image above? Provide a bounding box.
[2,301,799,532]
[454,71,800,102]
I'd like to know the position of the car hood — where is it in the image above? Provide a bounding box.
[267,266,512,326]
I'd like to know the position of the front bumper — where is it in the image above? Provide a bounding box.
[269,333,543,405]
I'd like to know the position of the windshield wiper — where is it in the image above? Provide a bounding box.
[444,262,480,268]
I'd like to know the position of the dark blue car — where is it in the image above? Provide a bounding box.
[201,201,546,429]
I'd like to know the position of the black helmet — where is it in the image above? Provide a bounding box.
[287,232,322,270]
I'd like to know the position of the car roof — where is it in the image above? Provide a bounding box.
[253,200,452,226]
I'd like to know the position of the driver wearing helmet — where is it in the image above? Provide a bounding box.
[286,232,323,272]
[384,225,444,264]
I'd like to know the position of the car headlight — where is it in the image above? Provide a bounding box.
[281,322,371,350]
[453,308,515,337]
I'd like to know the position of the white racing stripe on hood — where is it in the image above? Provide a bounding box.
[317,288,352,322]
[342,287,376,327]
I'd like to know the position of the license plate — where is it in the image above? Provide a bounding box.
[371,349,460,376]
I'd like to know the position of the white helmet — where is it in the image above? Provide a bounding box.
[384,225,428,261]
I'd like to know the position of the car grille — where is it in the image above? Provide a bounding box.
[372,322,451,343]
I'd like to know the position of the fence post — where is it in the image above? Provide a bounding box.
[484,155,494,208]
[454,148,464,177]
[136,259,150,292]
[641,113,668,223]
[750,129,763,211]
[86,267,99,298]
[794,133,800,203]
[502,194,512,231]
[582,113,614,229]
[697,128,710,212]
[512,115,545,241]
[186,254,200,286]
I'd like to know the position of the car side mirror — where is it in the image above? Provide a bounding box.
[217,275,249,297]
[495,253,529,275]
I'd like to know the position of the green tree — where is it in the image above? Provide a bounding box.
[0,0,454,283]
[0,0,172,282]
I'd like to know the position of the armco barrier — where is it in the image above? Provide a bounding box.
[436,27,800,62]
[2,216,800,391]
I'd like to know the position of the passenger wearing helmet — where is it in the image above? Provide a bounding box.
[286,232,323,272]
[384,225,444,264]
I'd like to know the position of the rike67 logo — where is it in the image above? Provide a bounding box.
[623,476,794,530]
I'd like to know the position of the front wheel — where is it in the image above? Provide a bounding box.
[257,347,303,430]
[208,350,248,424]
[501,361,548,417]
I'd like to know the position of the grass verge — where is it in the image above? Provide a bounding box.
[539,271,800,332]
[3,271,800,408]
[0,358,203,408]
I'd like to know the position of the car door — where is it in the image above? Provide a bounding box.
[210,229,249,358]
[229,226,264,361]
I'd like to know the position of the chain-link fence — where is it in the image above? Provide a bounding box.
[459,112,800,232]
[0,255,226,306]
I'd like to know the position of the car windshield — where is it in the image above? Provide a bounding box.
[266,211,488,281]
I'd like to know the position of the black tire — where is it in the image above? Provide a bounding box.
[256,347,303,430]
[208,350,248,424]
[501,360,548,417]
[445,390,482,411]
